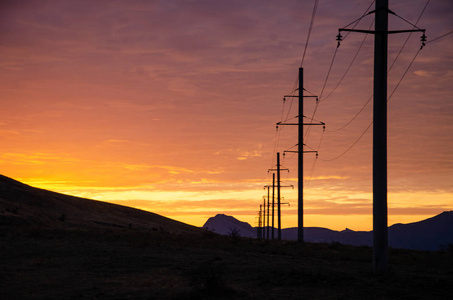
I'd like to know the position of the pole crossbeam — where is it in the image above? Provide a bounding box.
[268,202,290,206]
[284,95,318,98]
[339,28,425,35]
[277,122,325,126]
[284,150,317,154]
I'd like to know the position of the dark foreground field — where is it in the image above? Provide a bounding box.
[1,175,452,299]
[1,227,452,300]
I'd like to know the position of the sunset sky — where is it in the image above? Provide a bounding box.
[1,0,452,231]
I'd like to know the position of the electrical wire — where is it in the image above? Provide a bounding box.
[326,96,372,133]
[305,156,318,188]
[339,1,376,40]
[320,122,372,161]
[392,10,426,31]
[321,19,374,102]
[300,0,319,67]
[320,46,423,162]
[426,30,453,44]
[304,0,375,141]
[268,0,432,189]
[326,0,430,134]
[388,48,422,102]
[389,0,429,71]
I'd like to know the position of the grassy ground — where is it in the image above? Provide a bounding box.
[1,227,452,300]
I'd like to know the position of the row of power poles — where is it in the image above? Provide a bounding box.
[257,154,292,240]
[257,0,426,275]
[257,68,324,241]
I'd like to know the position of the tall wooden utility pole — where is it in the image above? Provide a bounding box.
[298,68,304,242]
[264,183,273,239]
[264,176,276,239]
[258,204,262,239]
[263,197,269,240]
[264,186,270,239]
[338,0,425,273]
[277,152,282,240]
[373,0,389,275]
[272,173,275,239]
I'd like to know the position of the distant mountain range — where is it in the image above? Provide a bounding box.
[203,212,453,251]
[2,173,451,252]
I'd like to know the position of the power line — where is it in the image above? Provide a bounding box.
[321,46,423,162]
[426,30,453,44]
[300,0,319,67]
[326,96,372,133]
[326,0,430,134]
[304,1,375,142]
[321,19,374,102]
[340,1,375,36]
[389,0,429,71]
[320,122,372,161]
[388,48,422,102]
[392,8,427,31]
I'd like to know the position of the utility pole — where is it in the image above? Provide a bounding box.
[263,197,269,240]
[258,204,262,239]
[272,173,275,239]
[268,152,290,240]
[298,68,304,242]
[277,152,282,240]
[373,0,389,275]
[264,185,271,239]
[338,0,425,274]
[277,71,324,242]
[267,187,270,239]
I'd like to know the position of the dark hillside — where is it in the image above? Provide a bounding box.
[0,174,200,235]
[389,211,453,251]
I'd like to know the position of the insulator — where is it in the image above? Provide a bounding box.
[336,32,343,48]
[421,33,427,42]
[283,97,286,102]
[420,33,427,50]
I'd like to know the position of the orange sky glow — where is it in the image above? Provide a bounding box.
[1,0,452,231]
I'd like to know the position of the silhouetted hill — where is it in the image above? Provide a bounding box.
[203,214,256,238]
[0,174,200,235]
[388,211,453,251]
[203,212,453,251]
